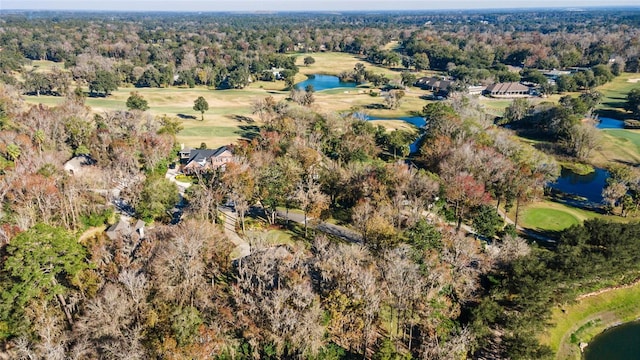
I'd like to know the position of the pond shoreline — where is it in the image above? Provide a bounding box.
[543,280,640,360]
[580,315,640,360]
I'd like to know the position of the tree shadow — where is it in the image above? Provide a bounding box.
[520,228,561,249]
[602,101,627,109]
[364,103,387,110]
[177,113,197,120]
[230,114,255,123]
[235,125,260,140]
[612,159,640,167]
[595,109,627,120]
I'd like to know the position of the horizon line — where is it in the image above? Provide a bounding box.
[3,5,640,13]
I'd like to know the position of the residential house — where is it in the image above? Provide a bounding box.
[106,218,145,241]
[183,148,219,173]
[182,145,238,174]
[209,146,236,169]
[63,154,96,176]
[178,145,193,163]
[467,85,487,95]
[484,82,532,97]
[415,77,452,95]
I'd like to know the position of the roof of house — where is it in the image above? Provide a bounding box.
[184,146,235,169]
[485,82,530,93]
[187,149,219,164]
[212,145,232,157]
[106,218,145,240]
[415,77,452,90]
[63,155,96,175]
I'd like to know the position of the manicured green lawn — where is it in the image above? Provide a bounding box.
[540,282,640,360]
[594,129,640,165]
[596,72,640,119]
[178,126,245,138]
[604,129,640,148]
[520,207,580,231]
[265,229,296,246]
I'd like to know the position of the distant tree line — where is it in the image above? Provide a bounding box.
[0,9,638,97]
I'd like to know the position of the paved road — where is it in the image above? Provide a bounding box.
[276,209,363,243]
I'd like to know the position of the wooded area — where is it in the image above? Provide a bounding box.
[1,8,640,360]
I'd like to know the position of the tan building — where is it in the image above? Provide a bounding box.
[484,82,532,97]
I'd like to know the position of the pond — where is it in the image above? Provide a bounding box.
[548,167,609,206]
[366,115,426,154]
[367,115,427,127]
[584,321,640,360]
[597,117,625,129]
[295,74,358,91]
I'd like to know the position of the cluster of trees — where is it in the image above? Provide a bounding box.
[417,99,559,228]
[627,88,640,119]
[0,72,636,359]
[2,8,640,359]
[3,9,637,98]
[472,219,640,358]
[397,10,638,86]
[173,92,546,358]
[0,75,562,357]
[0,84,179,231]
[500,92,602,160]
[602,163,640,217]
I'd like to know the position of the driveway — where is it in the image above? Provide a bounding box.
[219,206,251,259]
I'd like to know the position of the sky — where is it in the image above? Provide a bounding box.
[2,0,639,12]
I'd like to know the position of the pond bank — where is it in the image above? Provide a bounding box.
[540,280,640,359]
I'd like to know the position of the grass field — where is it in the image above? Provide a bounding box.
[368,119,418,132]
[23,59,65,73]
[265,229,296,246]
[540,281,640,360]
[519,207,580,231]
[515,200,626,232]
[596,72,640,120]
[294,52,400,78]
[22,52,437,148]
[592,129,640,165]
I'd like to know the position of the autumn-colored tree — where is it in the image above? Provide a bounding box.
[445,172,492,231]
[293,175,329,237]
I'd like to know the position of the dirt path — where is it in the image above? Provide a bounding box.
[577,278,640,300]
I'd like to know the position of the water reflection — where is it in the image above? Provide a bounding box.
[584,321,640,360]
[548,167,609,205]
[294,74,358,91]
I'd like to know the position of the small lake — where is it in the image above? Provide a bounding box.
[295,74,358,91]
[548,167,609,205]
[584,321,640,360]
[597,117,625,129]
[367,115,427,128]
